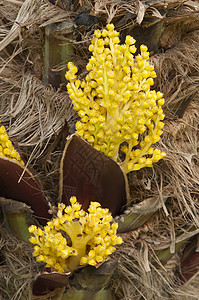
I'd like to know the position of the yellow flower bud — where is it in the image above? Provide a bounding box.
[29,225,36,233]
[150,71,157,78]
[94,30,101,38]
[145,158,153,167]
[123,75,130,83]
[107,70,115,78]
[126,35,136,45]
[140,45,148,52]
[129,45,137,53]
[133,164,141,171]
[158,98,165,106]
[96,47,104,54]
[102,29,108,37]
[147,78,154,86]
[99,54,106,62]
[117,54,123,62]
[120,45,127,53]
[113,37,120,44]
[106,24,114,31]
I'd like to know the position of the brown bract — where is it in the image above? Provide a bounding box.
[0,157,50,225]
[59,134,127,216]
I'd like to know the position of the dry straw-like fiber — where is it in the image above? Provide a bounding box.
[0,227,38,300]
[0,0,199,299]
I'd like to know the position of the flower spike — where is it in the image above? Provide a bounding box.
[66,24,166,174]
[29,197,123,273]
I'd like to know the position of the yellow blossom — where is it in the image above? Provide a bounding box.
[0,123,24,165]
[66,24,166,174]
[29,197,123,273]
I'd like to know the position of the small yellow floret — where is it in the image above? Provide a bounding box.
[106,24,114,31]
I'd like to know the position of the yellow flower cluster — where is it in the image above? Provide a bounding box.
[29,196,123,273]
[66,24,166,174]
[0,123,24,165]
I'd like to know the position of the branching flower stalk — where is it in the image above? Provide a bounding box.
[66,24,166,174]
[0,122,24,165]
[29,197,123,273]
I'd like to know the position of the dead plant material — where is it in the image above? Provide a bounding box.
[0,0,199,299]
[0,226,40,300]
[0,73,77,204]
[112,225,199,299]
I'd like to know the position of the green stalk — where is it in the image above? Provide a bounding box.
[62,261,118,300]
[0,197,37,242]
[117,195,168,233]
[62,288,116,300]
[43,21,74,89]
[155,228,199,265]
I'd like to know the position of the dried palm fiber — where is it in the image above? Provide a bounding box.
[0,226,39,300]
[114,12,199,299]
[0,1,78,202]
[0,225,65,300]
[0,0,199,299]
[112,197,199,299]
[112,231,199,300]
[1,75,78,203]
